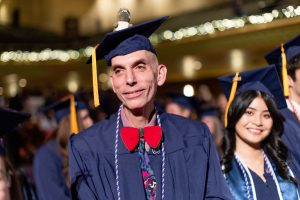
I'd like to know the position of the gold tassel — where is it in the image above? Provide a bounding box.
[281,44,290,97]
[224,72,241,128]
[92,44,100,107]
[70,95,79,134]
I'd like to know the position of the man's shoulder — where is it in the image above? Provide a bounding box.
[161,113,210,136]
[69,113,117,153]
[161,113,211,148]
[161,113,213,157]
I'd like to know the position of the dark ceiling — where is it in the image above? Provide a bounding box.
[1,0,300,94]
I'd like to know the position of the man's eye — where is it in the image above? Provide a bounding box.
[136,65,146,70]
[113,68,122,74]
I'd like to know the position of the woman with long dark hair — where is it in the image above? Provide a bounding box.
[218,65,300,200]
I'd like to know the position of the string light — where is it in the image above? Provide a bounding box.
[1,5,300,63]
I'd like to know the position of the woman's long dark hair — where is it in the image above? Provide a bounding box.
[221,90,297,184]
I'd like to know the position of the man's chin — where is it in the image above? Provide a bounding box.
[123,101,154,112]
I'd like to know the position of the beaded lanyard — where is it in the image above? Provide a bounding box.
[234,151,285,200]
[287,98,300,122]
[114,105,166,200]
[234,153,257,200]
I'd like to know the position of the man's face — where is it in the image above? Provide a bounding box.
[289,68,300,98]
[165,102,191,118]
[110,50,167,111]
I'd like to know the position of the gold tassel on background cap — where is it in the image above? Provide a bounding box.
[224,72,241,127]
[281,44,290,97]
[92,44,100,107]
[70,95,79,134]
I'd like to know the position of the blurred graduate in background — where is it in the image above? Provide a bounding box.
[0,107,31,200]
[198,106,224,157]
[33,96,93,200]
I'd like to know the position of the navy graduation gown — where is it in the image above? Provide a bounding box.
[33,139,71,200]
[280,108,300,172]
[249,165,280,200]
[68,113,232,200]
[281,108,300,128]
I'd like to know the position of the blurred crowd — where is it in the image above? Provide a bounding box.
[0,85,227,199]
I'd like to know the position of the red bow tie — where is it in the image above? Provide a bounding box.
[120,126,162,151]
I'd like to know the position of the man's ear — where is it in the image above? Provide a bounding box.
[157,64,167,86]
[110,75,116,93]
[288,75,294,87]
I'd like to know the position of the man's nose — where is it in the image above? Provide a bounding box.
[126,68,137,86]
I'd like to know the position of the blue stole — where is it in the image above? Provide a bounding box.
[224,155,299,200]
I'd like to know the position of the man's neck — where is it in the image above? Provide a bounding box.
[289,90,300,105]
[123,104,155,128]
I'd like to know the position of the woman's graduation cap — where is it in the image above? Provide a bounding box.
[44,95,87,134]
[0,108,30,154]
[86,8,168,107]
[218,65,286,127]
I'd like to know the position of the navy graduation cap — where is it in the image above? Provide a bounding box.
[0,108,30,136]
[0,108,30,155]
[86,15,168,65]
[86,8,168,107]
[169,94,195,111]
[265,34,300,98]
[218,65,286,127]
[198,107,220,118]
[45,97,87,123]
[44,96,87,134]
[265,34,300,66]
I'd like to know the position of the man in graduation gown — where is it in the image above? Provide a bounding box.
[265,34,300,127]
[264,35,300,167]
[68,10,232,200]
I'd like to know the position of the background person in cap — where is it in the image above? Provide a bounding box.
[165,93,196,119]
[218,65,300,200]
[0,108,31,200]
[68,9,231,200]
[265,35,300,126]
[198,106,224,157]
[33,96,93,200]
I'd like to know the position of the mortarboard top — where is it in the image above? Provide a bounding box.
[217,65,287,110]
[86,15,168,65]
[265,34,300,66]
[168,93,195,111]
[198,107,220,118]
[44,97,87,123]
[0,108,30,136]
[0,108,30,155]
